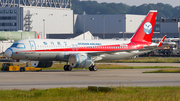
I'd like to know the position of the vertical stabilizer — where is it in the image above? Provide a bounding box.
[130,10,157,42]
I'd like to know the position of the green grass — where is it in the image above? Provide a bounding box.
[1,62,180,71]
[42,64,180,70]
[0,87,180,101]
[143,69,180,73]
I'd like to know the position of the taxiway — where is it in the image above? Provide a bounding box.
[0,68,180,90]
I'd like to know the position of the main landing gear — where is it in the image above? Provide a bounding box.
[89,65,98,71]
[64,65,72,71]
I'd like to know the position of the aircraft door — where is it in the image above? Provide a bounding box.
[29,41,36,52]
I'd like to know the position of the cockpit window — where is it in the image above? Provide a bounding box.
[11,43,25,49]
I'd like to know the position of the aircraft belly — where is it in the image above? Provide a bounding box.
[35,52,58,61]
[55,52,68,61]
[99,50,152,61]
[14,52,58,61]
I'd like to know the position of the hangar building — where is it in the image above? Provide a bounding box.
[0,0,73,38]
[74,14,146,34]
[47,14,146,39]
[49,14,146,39]
[154,18,180,38]
[1,0,180,40]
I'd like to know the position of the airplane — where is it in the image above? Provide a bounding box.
[4,10,167,71]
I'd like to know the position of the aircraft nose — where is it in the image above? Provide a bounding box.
[5,48,13,58]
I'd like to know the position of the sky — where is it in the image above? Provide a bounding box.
[81,0,180,7]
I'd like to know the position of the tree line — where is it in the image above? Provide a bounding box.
[72,0,180,18]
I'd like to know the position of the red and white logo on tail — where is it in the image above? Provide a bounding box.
[130,10,157,42]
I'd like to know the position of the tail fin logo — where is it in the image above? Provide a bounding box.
[143,22,152,34]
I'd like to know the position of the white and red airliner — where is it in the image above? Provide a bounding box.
[5,10,166,71]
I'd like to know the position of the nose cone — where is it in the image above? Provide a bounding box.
[5,48,13,58]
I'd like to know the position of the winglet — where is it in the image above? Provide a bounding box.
[158,35,166,47]
[34,31,39,39]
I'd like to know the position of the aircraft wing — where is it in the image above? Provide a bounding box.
[88,48,152,56]
[161,42,176,47]
[88,35,176,58]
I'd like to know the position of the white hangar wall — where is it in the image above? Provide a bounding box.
[75,14,146,34]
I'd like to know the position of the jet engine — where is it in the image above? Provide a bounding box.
[31,61,53,68]
[69,54,92,68]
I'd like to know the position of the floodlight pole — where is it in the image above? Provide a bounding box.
[91,18,94,33]
[83,16,86,39]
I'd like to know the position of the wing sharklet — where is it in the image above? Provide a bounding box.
[158,35,166,47]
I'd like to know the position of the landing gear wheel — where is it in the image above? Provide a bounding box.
[89,66,93,71]
[64,65,72,71]
[67,66,72,71]
[92,65,98,71]
[64,65,68,71]
[20,67,25,72]
[89,65,98,71]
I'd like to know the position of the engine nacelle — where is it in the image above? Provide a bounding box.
[31,61,53,68]
[69,54,92,68]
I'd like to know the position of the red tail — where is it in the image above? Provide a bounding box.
[130,10,157,42]
[34,31,40,39]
